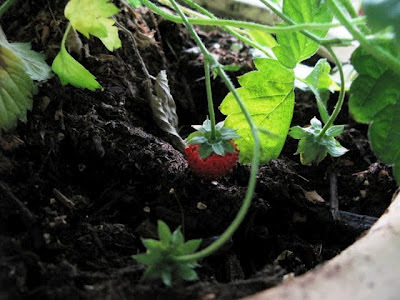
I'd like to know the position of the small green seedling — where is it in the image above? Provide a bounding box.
[133,220,202,286]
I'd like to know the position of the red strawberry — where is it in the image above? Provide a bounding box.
[185,142,239,179]
[185,120,240,179]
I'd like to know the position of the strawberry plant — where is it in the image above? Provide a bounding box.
[131,0,400,285]
[1,0,398,288]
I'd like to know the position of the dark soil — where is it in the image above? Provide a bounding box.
[0,1,397,299]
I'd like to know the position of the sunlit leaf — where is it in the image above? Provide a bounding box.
[220,58,295,163]
[65,0,121,51]
[272,0,333,68]
[51,44,101,91]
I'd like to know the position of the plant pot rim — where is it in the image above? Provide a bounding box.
[244,190,400,300]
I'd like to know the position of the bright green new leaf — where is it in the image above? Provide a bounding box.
[302,59,334,123]
[368,101,400,183]
[349,45,400,124]
[220,58,295,164]
[0,45,34,131]
[272,0,333,68]
[363,0,400,39]
[65,0,121,51]
[52,45,101,91]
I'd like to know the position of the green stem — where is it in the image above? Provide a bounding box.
[140,0,357,35]
[180,0,272,57]
[204,61,216,140]
[165,0,260,263]
[340,0,369,34]
[327,0,400,76]
[258,0,321,44]
[61,23,72,48]
[0,0,17,18]
[318,47,345,139]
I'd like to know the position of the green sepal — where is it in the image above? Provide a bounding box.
[289,117,348,165]
[186,120,240,159]
[198,144,214,159]
[157,220,172,244]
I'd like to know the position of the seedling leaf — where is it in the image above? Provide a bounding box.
[220,58,295,164]
[133,220,201,286]
[52,45,101,90]
[272,0,333,68]
[0,45,33,131]
[177,239,202,255]
[157,220,172,244]
[65,0,121,51]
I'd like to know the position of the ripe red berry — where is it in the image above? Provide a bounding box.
[185,142,239,179]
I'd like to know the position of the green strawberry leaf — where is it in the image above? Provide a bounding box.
[4,43,52,82]
[65,0,121,51]
[363,0,400,39]
[220,58,295,164]
[349,44,400,184]
[349,44,400,124]
[273,0,333,69]
[368,101,400,183]
[0,45,34,131]
[52,43,101,91]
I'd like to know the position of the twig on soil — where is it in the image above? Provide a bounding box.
[329,172,340,221]
[53,188,76,211]
[0,181,36,226]
[338,211,377,231]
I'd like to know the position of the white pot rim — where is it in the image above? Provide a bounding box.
[244,191,400,300]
